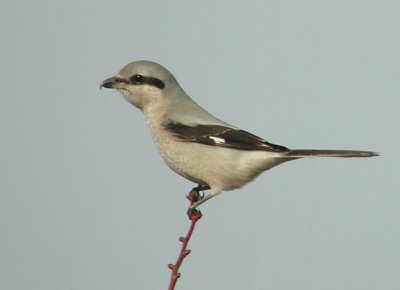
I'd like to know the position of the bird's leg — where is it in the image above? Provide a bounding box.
[186,185,206,218]
[189,193,215,209]
[195,184,209,196]
[186,185,211,211]
[187,184,215,209]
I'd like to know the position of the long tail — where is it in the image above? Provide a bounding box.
[286,149,379,158]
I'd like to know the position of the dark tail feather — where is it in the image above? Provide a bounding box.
[286,149,379,158]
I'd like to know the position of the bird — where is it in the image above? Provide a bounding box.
[100,60,378,208]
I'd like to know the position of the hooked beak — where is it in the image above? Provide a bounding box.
[100,76,128,89]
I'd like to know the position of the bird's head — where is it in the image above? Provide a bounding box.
[100,60,179,110]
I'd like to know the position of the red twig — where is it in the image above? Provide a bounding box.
[167,188,203,290]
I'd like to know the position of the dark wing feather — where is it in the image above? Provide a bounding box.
[165,122,289,152]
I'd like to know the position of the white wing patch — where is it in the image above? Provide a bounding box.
[209,136,225,144]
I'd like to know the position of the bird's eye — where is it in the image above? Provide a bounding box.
[130,74,144,84]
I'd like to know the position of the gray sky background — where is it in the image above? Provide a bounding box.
[1,1,399,290]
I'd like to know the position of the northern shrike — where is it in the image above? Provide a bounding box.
[101,60,378,208]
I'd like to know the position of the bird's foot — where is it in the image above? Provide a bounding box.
[186,185,210,218]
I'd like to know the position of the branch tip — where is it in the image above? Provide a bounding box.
[168,186,204,290]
